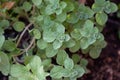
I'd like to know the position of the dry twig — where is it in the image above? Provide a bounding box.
[16,23,33,46]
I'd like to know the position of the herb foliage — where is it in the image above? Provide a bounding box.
[0,0,118,80]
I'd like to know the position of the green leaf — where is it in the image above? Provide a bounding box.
[66,13,79,24]
[92,3,103,12]
[45,5,54,15]
[104,2,118,13]
[69,41,80,52]
[46,44,58,57]
[32,0,42,6]
[55,8,62,15]
[64,39,76,48]
[69,65,85,79]
[73,65,85,78]
[53,40,62,49]
[69,71,78,79]
[82,48,90,54]
[92,0,105,12]
[0,20,9,29]
[43,22,65,42]
[50,66,64,79]
[93,40,107,49]
[0,51,10,75]
[95,12,108,25]
[64,57,74,70]
[33,29,41,39]
[13,21,25,32]
[56,34,66,42]
[89,47,101,59]
[34,66,49,80]
[42,16,53,30]
[80,20,94,37]
[60,1,67,9]
[56,50,68,65]
[13,7,23,14]
[61,69,71,77]
[95,0,105,4]
[71,29,82,40]
[2,40,16,52]
[24,56,33,65]
[28,56,49,80]
[28,56,41,73]
[42,59,51,67]
[80,38,89,49]
[0,35,5,49]
[46,0,59,4]
[103,1,112,13]
[37,39,48,50]
[56,12,67,22]
[22,1,32,12]
[95,33,104,41]
[55,23,65,34]
[55,9,62,15]
[10,64,31,78]
[9,48,21,56]
[110,2,118,13]
[43,30,56,42]
[35,15,43,23]
[72,54,80,64]
[79,5,94,19]
[0,28,4,35]
[87,33,97,45]
[80,59,88,67]
[65,34,70,41]
[64,1,75,12]
[45,0,65,15]
[9,76,18,80]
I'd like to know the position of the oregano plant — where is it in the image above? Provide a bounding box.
[0,0,118,80]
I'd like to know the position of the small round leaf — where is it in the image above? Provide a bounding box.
[46,45,58,57]
[64,58,74,70]
[56,50,68,65]
[22,1,32,12]
[13,21,25,32]
[95,12,108,25]
[37,39,48,50]
[33,29,41,39]
[50,66,64,79]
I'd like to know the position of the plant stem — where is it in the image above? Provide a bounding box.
[15,37,35,57]
[25,37,35,52]
[16,23,33,47]
[14,37,35,63]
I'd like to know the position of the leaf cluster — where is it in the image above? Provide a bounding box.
[0,0,118,80]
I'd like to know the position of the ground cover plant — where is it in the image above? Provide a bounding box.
[0,0,118,80]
